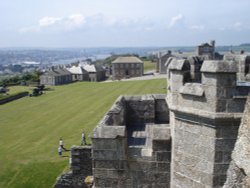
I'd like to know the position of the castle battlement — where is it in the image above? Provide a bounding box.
[54,59,250,188]
[167,59,250,187]
[168,59,249,118]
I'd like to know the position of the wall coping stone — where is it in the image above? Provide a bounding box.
[168,103,243,121]
[179,83,204,97]
[152,127,171,140]
[71,145,92,150]
[201,60,237,73]
[168,59,189,71]
[91,125,126,138]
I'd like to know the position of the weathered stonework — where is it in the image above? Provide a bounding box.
[223,96,250,188]
[92,94,171,188]
[54,146,92,188]
[167,59,250,187]
[54,58,250,188]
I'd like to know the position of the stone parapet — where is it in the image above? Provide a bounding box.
[91,94,171,188]
[167,59,249,187]
[54,146,92,188]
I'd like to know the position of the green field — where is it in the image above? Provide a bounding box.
[0,86,30,100]
[0,79,166,188]
[144,61,156,73]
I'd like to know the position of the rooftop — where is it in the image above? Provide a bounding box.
[67,65,87,74]
[112,56,143,64]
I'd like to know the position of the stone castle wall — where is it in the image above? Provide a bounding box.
[167,59,250,187]
[223,96,250,188]
[54,59,250,188]
[54,146,92,188]
[91,94,171,188]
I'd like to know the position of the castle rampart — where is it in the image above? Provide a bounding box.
[167,59,250,187]
[54,59,250,188]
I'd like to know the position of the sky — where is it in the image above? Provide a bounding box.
[0,0,249,47]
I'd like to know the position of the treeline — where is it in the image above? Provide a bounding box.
[0,71,41,86]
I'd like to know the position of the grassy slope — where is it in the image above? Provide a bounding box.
[0,79,166,188]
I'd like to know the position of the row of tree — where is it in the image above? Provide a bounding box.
[0,71,41,86]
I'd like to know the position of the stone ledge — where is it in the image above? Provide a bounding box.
[169,104,243,121]
[179,83,204,97]
[152,127,171,140]
[91,126,126,138]
[201,60,237,73]
[168,59,189,71]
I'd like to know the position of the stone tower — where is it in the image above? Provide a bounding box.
[167,59,249,187]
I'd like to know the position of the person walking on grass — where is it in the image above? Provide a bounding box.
[59,137,67,151]
[58,146,62,157]
[81,131,86,145]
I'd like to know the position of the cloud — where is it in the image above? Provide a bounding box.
[189,25,205,31]
[232,21,243,30]
[168,14,184,28]
[39,16,62,27]
[19,14,153,33]
[19,14,87,33]
[65,14,86,28]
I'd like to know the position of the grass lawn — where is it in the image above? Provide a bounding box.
[144,61,156,73]
[7,86,31,95]
[0,86,30,100]
[0,79,166,188]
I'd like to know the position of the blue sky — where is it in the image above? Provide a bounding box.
[0,0,249,47]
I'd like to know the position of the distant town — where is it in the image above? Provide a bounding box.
[0,43,250,86]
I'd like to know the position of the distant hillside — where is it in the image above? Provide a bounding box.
[239,43,250,47]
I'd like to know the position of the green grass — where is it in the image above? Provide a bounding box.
[0,86,30,100]
[7,86,30,95]
[0,79,166,188]
[144,61,156,73]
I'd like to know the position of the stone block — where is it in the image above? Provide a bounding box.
[216,99,227,112]
[200,135,215,149]
[94,126,126,138]
[179,83,204,97]
[201,125,216,137]
[223,151,232,163]
[173,172,194,188]
[93,160,127,170]
[194,160,213,174]
[214,164,230,175]
[215,139,237,152]
[227,98,246,113]
[201,60,237,73]
[154,172,170,183]
[157,162,171,172]
[215,151,223,163]
[152,182,170,188]
[156,151,171,162]
[174,162,201,182]
[200,172,213,186]
[217,125,239,139]
[129,161,157,171]
[92,149,126,160]
[152,140,171,151]
[179,119,202,135]
[152,127,171,140]
[94,177,118,188]
[92,138,126,150]
[202,73,236,87]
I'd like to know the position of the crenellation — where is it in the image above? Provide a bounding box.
[54,58,250,188]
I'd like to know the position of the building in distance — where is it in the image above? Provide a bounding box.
[112,56,144,80]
